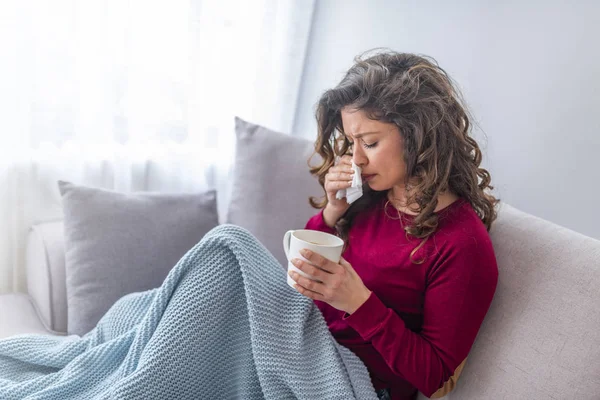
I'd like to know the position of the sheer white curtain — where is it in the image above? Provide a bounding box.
[0,0,315,293]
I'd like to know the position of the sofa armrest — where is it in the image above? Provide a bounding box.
[26,220,68,334]
[0,293,60,339]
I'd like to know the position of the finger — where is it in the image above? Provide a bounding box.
[293,282,324,301]
[300,249,339,274]
[340,158,354,169]
[338,257,357,278]
[330,163,354,174]
[329,165,345,174]
[335,171,354,181]
[289,271,325,295]
[341,155,353,165]
[339,257,352,269]
[292,258,332,280]
[327,172,354,183]
[326,179,354,190]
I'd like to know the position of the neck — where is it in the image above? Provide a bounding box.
[388,186,459,215]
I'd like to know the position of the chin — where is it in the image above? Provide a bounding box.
[365,179,392,193]
[364,181,382,191]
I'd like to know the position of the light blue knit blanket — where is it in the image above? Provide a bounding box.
[0,225,377,399]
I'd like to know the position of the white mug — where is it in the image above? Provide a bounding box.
[283,229,344,288]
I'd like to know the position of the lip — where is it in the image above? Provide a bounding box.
[361,174,376,181]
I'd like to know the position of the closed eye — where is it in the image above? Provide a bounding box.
[347,138,378,150]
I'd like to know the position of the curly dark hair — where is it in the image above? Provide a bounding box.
[308,50,498,261]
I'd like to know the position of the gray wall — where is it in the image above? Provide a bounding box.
[293,0,600,239]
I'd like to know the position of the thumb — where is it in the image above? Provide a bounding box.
[339,256,353,270]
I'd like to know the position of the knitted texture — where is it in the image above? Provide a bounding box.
[0,224,377,399]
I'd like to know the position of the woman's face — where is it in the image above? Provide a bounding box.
[340,108,408,192]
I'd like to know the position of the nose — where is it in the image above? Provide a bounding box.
[352,145,368,168]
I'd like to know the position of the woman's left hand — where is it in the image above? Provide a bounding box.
[289,249,371,315]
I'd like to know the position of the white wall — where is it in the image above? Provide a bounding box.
[293,0,600,239]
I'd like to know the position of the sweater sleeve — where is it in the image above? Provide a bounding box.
[343,236,498,397]
[304,209,336,234]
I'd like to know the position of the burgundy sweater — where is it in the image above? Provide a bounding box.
[304,197,498,399]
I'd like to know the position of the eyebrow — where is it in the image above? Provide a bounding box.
[344,131,380,140]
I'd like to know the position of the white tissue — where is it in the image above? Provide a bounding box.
[335,161,363,205]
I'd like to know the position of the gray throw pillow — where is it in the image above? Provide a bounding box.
[226,117,324,268]
[58,180,219,336]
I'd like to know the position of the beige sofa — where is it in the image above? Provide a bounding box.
[3,204,599,399]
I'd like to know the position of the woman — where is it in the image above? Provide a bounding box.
[0,50,497,400]
[287,51,499,400]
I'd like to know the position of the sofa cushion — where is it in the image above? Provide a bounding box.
[226,117,324,268]
[428,203,600,399]
[0,293,59,339]
[59,181,219,336]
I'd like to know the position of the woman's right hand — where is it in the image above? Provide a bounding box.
[324,155,354,218]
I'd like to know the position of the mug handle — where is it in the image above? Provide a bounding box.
[283,230,294,261]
